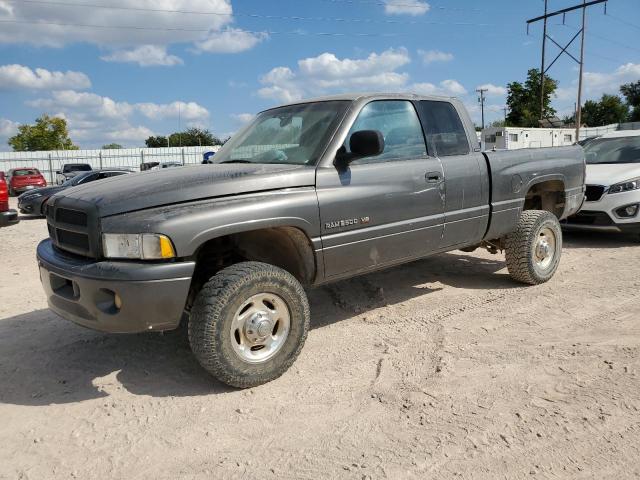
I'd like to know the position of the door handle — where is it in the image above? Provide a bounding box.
[425,171,442,183]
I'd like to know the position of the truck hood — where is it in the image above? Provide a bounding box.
[54,163,316,217]
[586,163,640,186]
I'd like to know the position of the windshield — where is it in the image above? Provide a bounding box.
[14,169,39,176]
[584,136,640,164]
[213,101,350,165]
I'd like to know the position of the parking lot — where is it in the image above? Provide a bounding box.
[1,196,639,479]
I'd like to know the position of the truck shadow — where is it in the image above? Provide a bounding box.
[563,230,640,249]
[0,252,511,406]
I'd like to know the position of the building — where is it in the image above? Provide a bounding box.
[482,127,576,150]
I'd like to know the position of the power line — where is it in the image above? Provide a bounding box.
[6,0,491,25]
[5,0,496,27]
[557,23,640,54]
[604,12,640,32]
[0,18,417,36]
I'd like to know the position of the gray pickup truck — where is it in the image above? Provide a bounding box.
[37,93,585,387]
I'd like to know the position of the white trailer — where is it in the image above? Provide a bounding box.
[482,126,576,150]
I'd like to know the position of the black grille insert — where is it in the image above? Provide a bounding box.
[56,229,90,251]
[56,208,87,226]
[585,185,605,202]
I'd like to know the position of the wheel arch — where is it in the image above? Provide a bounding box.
[522,175,567,219]
[185,225,318,312]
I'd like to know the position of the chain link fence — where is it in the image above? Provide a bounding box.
[0,146,220,184]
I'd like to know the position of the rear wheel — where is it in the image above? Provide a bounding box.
[188,261,310,388]
[505,210,562,285]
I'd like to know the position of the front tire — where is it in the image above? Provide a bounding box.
[188,261,310,388]
[505,210,562,285]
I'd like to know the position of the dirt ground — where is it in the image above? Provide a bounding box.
[1,197,639,480]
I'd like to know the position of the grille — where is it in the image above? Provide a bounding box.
[47,199,99,258]
[585,185,605,202]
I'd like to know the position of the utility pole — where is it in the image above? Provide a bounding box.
[527,0,607,141]
[576,1,587,142]
[476,88,488,130]
[540,0,548,121]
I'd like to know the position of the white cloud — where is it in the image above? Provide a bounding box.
[0,64,91,90]
[0,118,19,149]
[410,79,467,96]
[418,49,453,64]
[101,45,183,67]
[28,90,134,118]
[0,0,265,57]
[194,28,267,54]
[137,101,209,120]
[476,83,507,97]
[258,48,411,103]
[104,125,155,142]
[551,63,640,109]
[26,90,210,148]
[231,113,255,124]
[384,0,430,16]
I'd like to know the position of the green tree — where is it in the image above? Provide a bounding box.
[620,81,640,122]
[102,143,123,149]
[145,128,222,148]
[580,94,629,127]
[506,69,558,127]
[168,128,222,147]
[8,115,78,151]
[145,136,168,148]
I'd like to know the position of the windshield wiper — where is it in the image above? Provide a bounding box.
[219,159,254,164]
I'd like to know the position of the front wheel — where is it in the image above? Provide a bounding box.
[505,210,562,285]
[188,261,310,388]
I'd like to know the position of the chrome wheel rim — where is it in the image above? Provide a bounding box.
[534,226,556,270]
[230,292,291,364]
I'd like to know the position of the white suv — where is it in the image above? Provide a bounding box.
[564,130,640,237]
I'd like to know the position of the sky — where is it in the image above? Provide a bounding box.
[0,0,639,150]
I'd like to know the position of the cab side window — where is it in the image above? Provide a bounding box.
[345,100,427,163]
[417,101,470,156]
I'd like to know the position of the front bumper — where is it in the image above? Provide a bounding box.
[37,239,196,333]
[0,209,19,227]
[18,195,46,215]
[563,188,640,234]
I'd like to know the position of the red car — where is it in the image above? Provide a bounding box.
[0,171,19,227]
[6,167,47,196]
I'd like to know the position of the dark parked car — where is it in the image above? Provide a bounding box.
[0,171,19,227]
[6,167,47,196]
[37,93,585,388]
[56,163,92,185]
[19,169,132,216]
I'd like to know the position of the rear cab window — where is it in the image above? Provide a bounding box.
[416,101,470,157]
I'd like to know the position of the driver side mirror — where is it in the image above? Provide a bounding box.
[336,130,385,166]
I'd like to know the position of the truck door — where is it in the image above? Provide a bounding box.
[316,100,445,279]
[415,100,490,248]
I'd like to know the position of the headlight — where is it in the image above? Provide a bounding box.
[609,178,640,194]
[102,233,176,259]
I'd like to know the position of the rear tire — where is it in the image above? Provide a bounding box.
[188,261,310,388]
[505,210,562,285]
